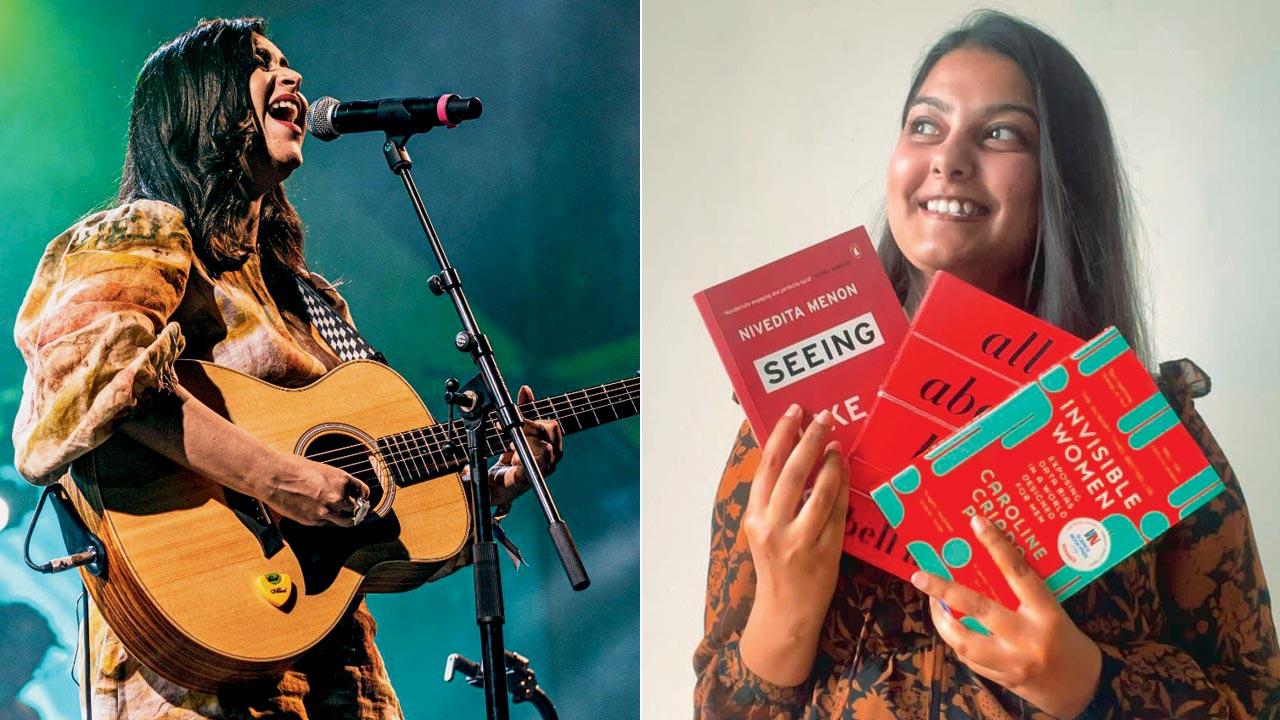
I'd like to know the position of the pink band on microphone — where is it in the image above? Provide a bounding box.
[437,93,458,128]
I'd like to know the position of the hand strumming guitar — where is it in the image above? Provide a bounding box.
[121,383,370,528]
[251,451,370,527]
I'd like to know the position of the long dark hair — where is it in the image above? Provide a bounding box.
[881,10,1150,361]
[118,18,305,282]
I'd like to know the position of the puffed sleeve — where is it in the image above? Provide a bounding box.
[693,421,813,719]
[12,200,193,485]
[1086,361,1280,718]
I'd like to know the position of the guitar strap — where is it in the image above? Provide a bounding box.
[294,276,388,364]
[293,274,526,569]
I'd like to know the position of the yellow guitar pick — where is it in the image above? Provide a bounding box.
[256,572,294,608]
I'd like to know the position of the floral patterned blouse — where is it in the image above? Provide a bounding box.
[12,200,450,718]
[694,360,1280,718]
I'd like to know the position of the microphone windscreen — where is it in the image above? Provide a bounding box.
[306,96,341,141]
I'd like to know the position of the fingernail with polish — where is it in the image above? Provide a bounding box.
[824,440,843,456]
[815,410,834,427]
[910,571,926,589]
[785,403,802,418]
[970,514,984,531]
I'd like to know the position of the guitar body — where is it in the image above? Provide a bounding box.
[64,359,470,691]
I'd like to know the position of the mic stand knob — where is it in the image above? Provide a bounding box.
[444,650,559,720]
[444,377,480,414]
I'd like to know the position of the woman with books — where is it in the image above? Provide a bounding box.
[694,10,1280,719]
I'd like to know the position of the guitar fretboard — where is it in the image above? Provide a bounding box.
[373,376,639,485]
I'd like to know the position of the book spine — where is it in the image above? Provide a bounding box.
[842,495,918,579]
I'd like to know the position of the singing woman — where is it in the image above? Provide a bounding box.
[12,18,561,718]
[694,11,1280,718]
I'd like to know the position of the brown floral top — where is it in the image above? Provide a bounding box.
[12,200,444,718]
[694,360,1280,719]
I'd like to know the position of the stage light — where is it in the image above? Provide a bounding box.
[0,474,38,532]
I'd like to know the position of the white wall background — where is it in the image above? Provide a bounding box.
[641,1,1280,717]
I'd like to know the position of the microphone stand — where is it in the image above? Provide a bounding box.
[377,117,588,720]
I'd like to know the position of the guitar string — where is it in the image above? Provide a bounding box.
[318,391,642,480]
[345,384,640,482]
[300,379,638,465]
[313,385,641,474]
[301,382,640,472]
[325,387,642,483]
[299,379,640,461]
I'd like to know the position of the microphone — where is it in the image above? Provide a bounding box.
[306,94,483,141]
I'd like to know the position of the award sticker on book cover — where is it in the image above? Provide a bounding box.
[1057,517,1110,572]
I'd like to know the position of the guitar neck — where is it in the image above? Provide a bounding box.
[375,376,639,484]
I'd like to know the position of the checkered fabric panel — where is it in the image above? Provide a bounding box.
[295,276,387,364]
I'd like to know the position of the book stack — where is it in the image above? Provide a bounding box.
[841,273,1079,579]
[697,229,1222,608]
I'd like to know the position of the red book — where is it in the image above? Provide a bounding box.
[870,327,1223,626]
[694,227,908,457]
[843,272,1081,580]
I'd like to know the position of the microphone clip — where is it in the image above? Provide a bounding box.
[376,99,431,171]
[383,134,413,173]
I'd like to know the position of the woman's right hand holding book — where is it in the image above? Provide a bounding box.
[739,404,850,687]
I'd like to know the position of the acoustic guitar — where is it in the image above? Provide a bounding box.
[60,358,639,691]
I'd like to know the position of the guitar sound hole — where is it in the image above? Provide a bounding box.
[302,432,386,511]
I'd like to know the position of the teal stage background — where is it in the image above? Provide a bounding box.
[0,2,639,718]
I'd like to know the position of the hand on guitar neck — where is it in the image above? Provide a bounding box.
[120,383,370,527]
[489,385,566,509]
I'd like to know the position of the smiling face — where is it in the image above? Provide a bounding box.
[886,47,1040,301]
[247,33,307,191]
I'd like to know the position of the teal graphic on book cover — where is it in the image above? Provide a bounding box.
[871,328,1223,634]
